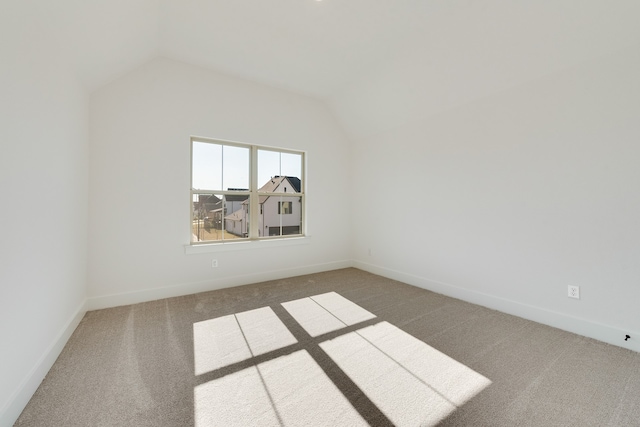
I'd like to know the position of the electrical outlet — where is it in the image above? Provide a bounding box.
[211,259,218,268]
[568,285,580,299]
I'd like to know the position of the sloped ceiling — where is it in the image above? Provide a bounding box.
[20,0,640,133]
[159,0,640,100]
[9,0,162,91]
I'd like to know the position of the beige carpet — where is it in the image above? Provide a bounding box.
[15,268,640,426]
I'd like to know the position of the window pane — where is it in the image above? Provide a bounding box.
[261,196,302,237]
[192,193,223,242]
[257,149,280,188]
[281,152,302,183]
[224,194,250,239]
[192,142,222,190]
[222,145,249,191]
[258,150,302,192]
[192,194,249,242]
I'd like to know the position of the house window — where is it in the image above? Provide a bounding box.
[278,201,293,214]
[191,137,304,243]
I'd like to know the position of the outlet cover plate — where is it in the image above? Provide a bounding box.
[568,285,580,299]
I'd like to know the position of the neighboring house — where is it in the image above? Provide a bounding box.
[259,176,301,236]
[225,190,249,219]
[193,192,248,231]
[224,204,248,237]
[224,176,302,237]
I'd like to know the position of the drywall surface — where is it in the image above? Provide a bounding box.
[329,2,640,140]
[88,58,353,302]
[0,4,89,424]
[348,45,640,348]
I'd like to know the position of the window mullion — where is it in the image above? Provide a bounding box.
[249,145,259,239]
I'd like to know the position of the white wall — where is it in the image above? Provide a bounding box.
[347,45,640,351]
[0,4,89,424]
[88,58,352,306]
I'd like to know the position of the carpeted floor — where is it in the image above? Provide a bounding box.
[15,268,640,426]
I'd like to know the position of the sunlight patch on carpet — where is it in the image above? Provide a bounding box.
[193,293,491,426]
[311,292,376,326]
[281,291,375,337]
[194,350,368,427]
[193,306,297,375]
[320,321,492,426]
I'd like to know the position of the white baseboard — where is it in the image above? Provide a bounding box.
[87,260,353,311]
[0,299,87,427]
[354,260,640,353]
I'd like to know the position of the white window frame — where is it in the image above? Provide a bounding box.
[190,136,305,245]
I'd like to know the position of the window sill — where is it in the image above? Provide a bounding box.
[184,236,310,255]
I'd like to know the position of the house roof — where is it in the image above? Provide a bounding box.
[199,194,220,203]
[257,176,301,204]
[258,176,301,193]
[224,209,244,221]
[283,177,301,193]
[196,194,222,211]
[225,194,249,202]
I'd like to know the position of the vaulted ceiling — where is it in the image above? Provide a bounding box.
[13,0,640,134]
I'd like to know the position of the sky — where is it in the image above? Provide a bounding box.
[192,141,302,192]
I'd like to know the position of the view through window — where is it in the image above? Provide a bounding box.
[191,137,304,243]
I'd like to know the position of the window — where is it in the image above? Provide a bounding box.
[278,201,292,214]
[191,137,304,243]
